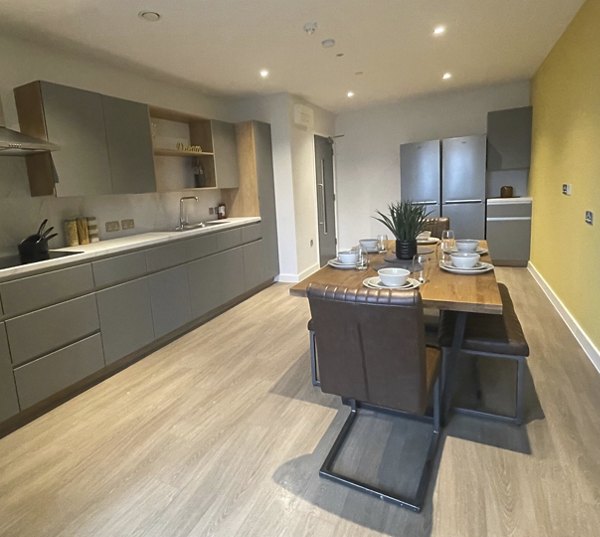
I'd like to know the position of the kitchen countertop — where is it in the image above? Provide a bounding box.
[0,217,261,282]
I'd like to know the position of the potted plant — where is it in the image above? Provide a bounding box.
[374,201,430,259]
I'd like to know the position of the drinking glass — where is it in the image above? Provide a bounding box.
[441,229,455,264]
[355,244,369,271]
[411,253,431,283]
[377,234,388,253]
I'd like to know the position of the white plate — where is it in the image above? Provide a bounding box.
[443,247,488,255]
[439,261,494,274]
[417,237,440,245]
[328,259,356,270]
[363,276,422,290]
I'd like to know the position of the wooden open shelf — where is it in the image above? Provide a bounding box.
[153,148,214,157]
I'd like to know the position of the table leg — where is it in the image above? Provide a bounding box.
[442,311,468,425]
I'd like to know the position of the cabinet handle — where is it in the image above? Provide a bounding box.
[444,199,482,204]
[412,200,437,205]
[486,217,531,222]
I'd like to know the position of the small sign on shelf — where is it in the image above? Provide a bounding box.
[176,142,203,153]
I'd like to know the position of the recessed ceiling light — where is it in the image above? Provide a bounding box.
[321,38,336,48]
[442,72,452,80]
[138,11,161,22]
[304,22,318,35]
[336,53,344,58]
[259,69,269,78]
[355,71,364,76]
[347,91,355,98]
[433,25,446,36]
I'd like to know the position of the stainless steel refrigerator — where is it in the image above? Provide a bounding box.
[400,139,441,218]
[441,135,486,239]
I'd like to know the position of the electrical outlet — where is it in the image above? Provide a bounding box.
[562,183,572,195]
[121,218,135,230]
[105,221,120,232]
[208,207,215,215]
[585,210,593,225]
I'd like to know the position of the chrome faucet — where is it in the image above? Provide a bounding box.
[177,196,199,230]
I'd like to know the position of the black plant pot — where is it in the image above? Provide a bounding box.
[396,239,417,260]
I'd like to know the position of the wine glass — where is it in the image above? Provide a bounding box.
[441,229,455,264]
[377,234,388,253]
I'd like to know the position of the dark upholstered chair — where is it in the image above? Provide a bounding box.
[422,217,450,239]
[439,283,529,424]
[307,283,441,512]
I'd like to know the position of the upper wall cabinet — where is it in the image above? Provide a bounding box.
[211,120,240,189]
[487,106,533,171]
[14,81,156,197]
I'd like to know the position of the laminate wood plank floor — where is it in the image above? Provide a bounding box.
[1,268,599,537]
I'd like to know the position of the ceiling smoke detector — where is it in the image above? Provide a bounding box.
[304,22,318,35]
[138,11,161,22]
[321,38,335,48]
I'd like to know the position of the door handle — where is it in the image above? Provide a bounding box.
[318,159,328,235]
[412,200,437,205]
[444,199,482,204]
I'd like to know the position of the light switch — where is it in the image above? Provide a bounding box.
[562,184,572,195]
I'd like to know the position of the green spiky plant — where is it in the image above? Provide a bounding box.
[373,201,431,241]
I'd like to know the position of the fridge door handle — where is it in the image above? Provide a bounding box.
[444,199,482,204]
[412,200,438,205]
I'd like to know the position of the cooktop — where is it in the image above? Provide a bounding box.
[0,250,83,270]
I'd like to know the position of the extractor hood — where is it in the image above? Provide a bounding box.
[0,125,59,156]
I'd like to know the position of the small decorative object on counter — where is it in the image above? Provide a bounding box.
[87,216,100,243]
[76,217,90,245]
[217,202,227,220]
[176,142,203,153]
[18,219,57,264]
[64,219,79,246]
[500,185,514,198]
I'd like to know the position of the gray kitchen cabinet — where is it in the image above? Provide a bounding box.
[148,265,192,338]
[6,294,100,366]
[102,95,156,194]
[400,139,441,216]
[146,240,190,273]
[0,324,19,421]
[487,107,532,170]
[212,120,240,189]
[217,228,244,251]
[253,122,279,279]
[0,263,94,317]
[187,253,223,318]
[13,334,104,410]
[486,199,532,266]
[14,81,112,197]
[92,251,147,289]
[220,246,245,303]
[187,233,219,262]
[243,240,265,291]
[96,278,155,364]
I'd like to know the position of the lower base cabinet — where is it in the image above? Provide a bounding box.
[96,278,155,364]
[188,253,223,318]
[149,265,192,338]
[0,324,19,421]
[220,247,245,303]
[243,240,265,291]
[13,334,104,409]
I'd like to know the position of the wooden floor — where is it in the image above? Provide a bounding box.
[1,268,599,537]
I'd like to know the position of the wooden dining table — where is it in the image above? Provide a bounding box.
[290,240,503,420]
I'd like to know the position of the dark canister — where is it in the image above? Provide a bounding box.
[500,185,514,198]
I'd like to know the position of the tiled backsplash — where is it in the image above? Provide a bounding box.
[0,157,221,257]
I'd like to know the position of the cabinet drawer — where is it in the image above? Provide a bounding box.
[242,223,262,244]
[486,202,532,218]
[0,323,20,420]
[0,264,94,317]
[93,251,147,288]
[187,233,218,261]
[6,294,100,366]
[146,241,190,272]
[14,333,104,409]
[217,228,243,251]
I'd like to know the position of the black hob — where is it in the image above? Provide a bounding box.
[0,251,83,270]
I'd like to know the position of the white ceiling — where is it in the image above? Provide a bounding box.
[0,0,585,112]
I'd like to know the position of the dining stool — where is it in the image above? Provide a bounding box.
[307,318,320,386]
[438,283,529,424]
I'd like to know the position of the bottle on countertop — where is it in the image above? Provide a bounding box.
[217,203,226,220]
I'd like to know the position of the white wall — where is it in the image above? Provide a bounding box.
[0,33,234,257]
[334,80,531,249]
[231,93,335,280]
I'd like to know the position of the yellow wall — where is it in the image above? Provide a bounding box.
[530,0,600,350]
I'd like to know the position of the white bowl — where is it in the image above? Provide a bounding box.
[450,252,480,269]
[417,231,432,240]
[377,267,410,287]
[455,239,479,253]
[338,250,358,264]
[359,238,378,251]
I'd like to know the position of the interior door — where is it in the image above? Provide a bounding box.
[314,135,337,267]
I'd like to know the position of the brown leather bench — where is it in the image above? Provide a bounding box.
[439,283,529,424]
